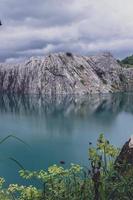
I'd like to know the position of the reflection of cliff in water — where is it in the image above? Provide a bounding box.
[0,93,133,119]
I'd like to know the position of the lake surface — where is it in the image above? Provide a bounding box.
[0,92,133,185]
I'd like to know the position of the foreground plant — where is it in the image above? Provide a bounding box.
[0,134,133,200]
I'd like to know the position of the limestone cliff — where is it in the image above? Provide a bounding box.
[0,52,132,95]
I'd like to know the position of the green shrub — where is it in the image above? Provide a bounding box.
[80,79,85,85]
[66,52,73,57]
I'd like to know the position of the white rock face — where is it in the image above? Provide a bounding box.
[0,52,132,95]
[129,136,133,148]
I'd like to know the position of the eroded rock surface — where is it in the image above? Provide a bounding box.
[115,136,133,174]
[0,52,132,95]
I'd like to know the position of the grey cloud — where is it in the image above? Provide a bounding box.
[1,0,133,62]
[1,0,84,26]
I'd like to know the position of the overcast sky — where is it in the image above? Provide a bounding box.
[0,0,133,62]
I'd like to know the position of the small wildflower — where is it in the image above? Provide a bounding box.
[60,160,65,165]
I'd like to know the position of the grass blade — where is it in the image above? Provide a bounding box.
[9,157,25,170]
[0,135,29,148]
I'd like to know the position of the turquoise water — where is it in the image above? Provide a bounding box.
[0,93,133,185]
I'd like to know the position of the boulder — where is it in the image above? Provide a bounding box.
[115,136,133,174]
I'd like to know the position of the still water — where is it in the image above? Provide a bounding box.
[0,92,133,185]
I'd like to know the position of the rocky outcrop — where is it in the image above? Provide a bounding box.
[115,136,133,174]
[0,52,133,95]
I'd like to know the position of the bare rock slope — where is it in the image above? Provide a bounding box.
[0,52,132,95]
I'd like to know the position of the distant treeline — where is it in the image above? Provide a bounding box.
[117,54,133,68]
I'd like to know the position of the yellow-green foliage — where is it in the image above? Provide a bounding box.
[0,134,133,200]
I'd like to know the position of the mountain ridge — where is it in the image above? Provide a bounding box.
[0,52,132,95]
